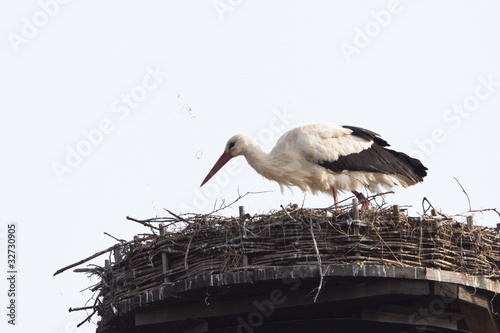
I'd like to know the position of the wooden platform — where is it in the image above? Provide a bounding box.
[59,204,500,332]
[102,264,500,333]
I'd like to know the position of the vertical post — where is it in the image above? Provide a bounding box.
[351,198,360,259]
[112,249,123,291]
[113,248,121,263]
[466,216,473,228]
[351,198,359,220]
[239,206,246,220]
[418,217,423,264]
[431,209,437,217]
[392,204,401,259]
[159,223,171,283]
[240,206,249,267]
[392,205,400,223]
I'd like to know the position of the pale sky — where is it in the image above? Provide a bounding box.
[1,1,500,332]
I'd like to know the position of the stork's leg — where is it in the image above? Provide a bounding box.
[332,188,339,210]
[352,190,369,209]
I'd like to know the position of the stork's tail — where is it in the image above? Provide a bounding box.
[386,149,428,183]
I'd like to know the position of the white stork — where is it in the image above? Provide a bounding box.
[201,124,427,208]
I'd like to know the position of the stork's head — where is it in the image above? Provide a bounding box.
[200,134,257,187]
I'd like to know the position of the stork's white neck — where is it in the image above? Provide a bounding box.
[234,133,309,193]
[232,134,296,184]
[238,141,279,181]
[240,138,306,193]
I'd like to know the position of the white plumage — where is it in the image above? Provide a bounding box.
[201,124,427,208]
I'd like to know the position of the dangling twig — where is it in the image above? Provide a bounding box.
[309,218,324,302]
[77,309,96,327]
[184,233,194,280]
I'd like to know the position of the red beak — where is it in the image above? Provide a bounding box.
[201,152,233,187]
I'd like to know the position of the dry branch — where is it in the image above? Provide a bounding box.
[454,177,472,211]
[53,236,154,276]
[126,216,160,230]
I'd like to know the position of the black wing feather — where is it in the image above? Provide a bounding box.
[342,125,389,147]
[319,126,428,183]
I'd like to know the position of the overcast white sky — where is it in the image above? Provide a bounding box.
[1,1,500,332]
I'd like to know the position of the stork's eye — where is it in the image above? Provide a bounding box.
[228,141,236,150]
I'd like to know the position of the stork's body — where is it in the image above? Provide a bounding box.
[201,124,427,208]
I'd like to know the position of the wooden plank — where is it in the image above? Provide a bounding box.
[135,279,431,326]
[459,300,497,333]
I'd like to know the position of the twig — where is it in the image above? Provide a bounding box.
[164,209,193,224]
[184,233,194,280]
[422,197,449,218]
[126,216,160,231]
[460,234,466,273]
[309,218,324,303]
[367,191,395,201]
[327,191,394,210]
[468,208,500,218]
[53,236,152,276]
[54,244,120,276]
[449,208,500,220]
[69,306,94,312]
[280,205,299,223]
[77,309,96,327]
[489,293,500,318]
[368,191,392,209]
[73,267,103,274]
[103,232,126,243]
[78,281,102,294]
[208,190,273,215]
[454,177,472,211]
